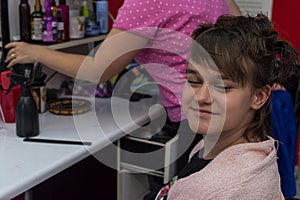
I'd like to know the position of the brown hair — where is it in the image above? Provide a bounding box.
[190,14,298,141]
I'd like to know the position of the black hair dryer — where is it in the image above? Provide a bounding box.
[7,64,40,137]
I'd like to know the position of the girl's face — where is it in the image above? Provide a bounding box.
[182,61,258,138]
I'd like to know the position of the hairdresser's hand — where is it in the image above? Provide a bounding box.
[5,42,43,68]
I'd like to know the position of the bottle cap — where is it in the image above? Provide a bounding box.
[20,0,29,4]
[96,1,108,7]
[12,35,21,41]
[59,0,66,5]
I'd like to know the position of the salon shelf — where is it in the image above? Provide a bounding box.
[47,35,107,50]
[0,35,107,50]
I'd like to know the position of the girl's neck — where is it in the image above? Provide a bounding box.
[203,131,249,160]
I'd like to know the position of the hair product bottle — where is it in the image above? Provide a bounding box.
[56,0,70,41]
[19,0,31,42]
[96,0,108,34]
[42,4,57,42]
[51,0,57,17]
[56,9,64,42]
[82,0,90,18]
[31,0,45,42]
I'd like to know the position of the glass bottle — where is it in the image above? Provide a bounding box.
[19,0,31,42]
[56,0,70,41]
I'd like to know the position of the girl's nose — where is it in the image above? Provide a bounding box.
[195,84,212,105]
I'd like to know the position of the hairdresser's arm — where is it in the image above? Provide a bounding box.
[226,0,242,16]
[5,28,149,83]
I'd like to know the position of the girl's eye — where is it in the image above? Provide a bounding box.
[187,79,203,85]
[215,84,232,92]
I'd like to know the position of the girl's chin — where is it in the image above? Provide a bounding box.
[187,121,208,134]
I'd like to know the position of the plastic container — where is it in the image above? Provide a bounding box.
[16,84,39,137]
[0,85,21,123]
[96,0,108,34]
[85,19,100,36]
[0,71,21,123]
[69,16,85,39]
[42,4,57,42]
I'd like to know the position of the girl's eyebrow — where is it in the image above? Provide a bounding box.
[186,68,231,82]
[186,68,198,74]
[221,75,230,80]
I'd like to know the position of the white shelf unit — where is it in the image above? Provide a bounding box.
[0,35,106,49]
[117,130,179,200]
[47,35,107,50]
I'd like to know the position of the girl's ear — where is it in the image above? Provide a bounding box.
[251,85,271,110]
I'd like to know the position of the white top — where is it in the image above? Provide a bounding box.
[0,96,164,199]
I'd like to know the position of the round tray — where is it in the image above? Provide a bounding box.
[48,98,91,115]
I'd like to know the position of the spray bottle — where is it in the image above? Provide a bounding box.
[7,64,40,137]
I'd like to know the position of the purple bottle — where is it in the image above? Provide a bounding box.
[42,4,57,42]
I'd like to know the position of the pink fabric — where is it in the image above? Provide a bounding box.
[168,138,284,200]
[113,0,230,122]
[272,83,286,91]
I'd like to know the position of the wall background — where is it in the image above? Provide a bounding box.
[272,0,300,52]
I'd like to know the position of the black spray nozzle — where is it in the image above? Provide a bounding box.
[7,73,28,85]
[5,73,27,95]
[11,64,35,83]
[4,63,47,95]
